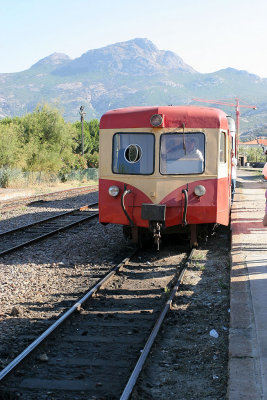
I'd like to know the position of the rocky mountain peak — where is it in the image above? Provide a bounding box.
[31,53,71,69]
[0,38,265,132]
[52,38,197,76]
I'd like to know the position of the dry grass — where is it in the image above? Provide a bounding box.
[0,180,98,201]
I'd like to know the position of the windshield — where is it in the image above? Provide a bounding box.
[113,133,154,175]
[160,133,205,174]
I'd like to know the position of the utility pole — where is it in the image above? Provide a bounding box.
[192,98,256,157]
[79,106,86,156]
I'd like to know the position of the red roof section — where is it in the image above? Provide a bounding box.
[241,139,267,146]
[100,106,229,130]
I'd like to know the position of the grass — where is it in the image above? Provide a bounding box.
[164,287,171,296]
[191,252,206,261]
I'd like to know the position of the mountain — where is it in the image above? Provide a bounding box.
[30,53,72,71]
[0,38,267,137]
[52,38,196,76]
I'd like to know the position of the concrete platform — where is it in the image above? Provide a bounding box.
[229,168,267,399]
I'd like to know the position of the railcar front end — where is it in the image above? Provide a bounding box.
[99,106,232,248]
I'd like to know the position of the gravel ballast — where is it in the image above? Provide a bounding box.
[0,189,230,399]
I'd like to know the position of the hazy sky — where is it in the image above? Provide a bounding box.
[1,0,267,77]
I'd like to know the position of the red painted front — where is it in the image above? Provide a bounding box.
[99,177,230,227]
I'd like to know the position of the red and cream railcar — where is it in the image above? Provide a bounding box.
[99,106,233,248]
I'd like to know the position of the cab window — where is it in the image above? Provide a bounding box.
[112,133,154,175]
[160,133,205,174]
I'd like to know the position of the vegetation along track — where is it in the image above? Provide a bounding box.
[0,245,193,399]
[0,185,98,212]
[0,202,99,256]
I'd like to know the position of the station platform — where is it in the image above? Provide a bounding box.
[229,168,267,399]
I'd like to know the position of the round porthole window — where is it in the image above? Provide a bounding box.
[124,144,142,163]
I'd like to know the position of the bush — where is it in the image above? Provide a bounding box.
[0,169,10,188]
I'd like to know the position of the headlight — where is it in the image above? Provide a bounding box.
[108,185,120,197]
[194,185,206,197]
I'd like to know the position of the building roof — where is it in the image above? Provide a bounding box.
[241,138,267,146]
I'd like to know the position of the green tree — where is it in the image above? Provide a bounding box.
[239,146,265,162]
[73,118,99,166]
[21,104,77,172]
[86,152,99,168]
[88,119,99,153]
[0,122,22,167]
[0,104,100,177]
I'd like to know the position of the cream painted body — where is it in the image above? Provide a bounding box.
[99,127,230,204]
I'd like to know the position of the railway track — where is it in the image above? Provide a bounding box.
[0,185,98,212]
[0,247,193,399]
[0,202,99,257]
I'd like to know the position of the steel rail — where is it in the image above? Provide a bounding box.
[0,202,98,237]
[0,185,98,207]
[0,203,99,257]
[0,254,135,381]
[120,248,195,400]
[0,213,98,256]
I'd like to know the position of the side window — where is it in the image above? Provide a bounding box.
[220,132,226,163]
[112,133,154,175]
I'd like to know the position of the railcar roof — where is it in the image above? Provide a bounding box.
[100,105,229,130]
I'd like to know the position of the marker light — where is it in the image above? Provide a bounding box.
[108,185,120,197]
[150,114,163,127]
[194,185,206,197]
